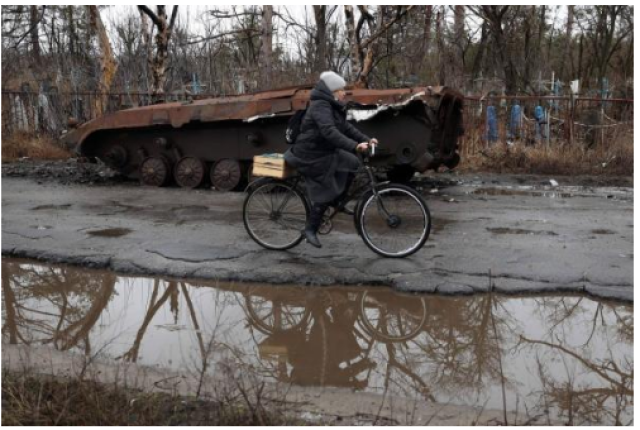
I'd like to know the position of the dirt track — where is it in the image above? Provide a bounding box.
[2,160,633,302]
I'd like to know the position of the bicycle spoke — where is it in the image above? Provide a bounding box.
[244,182,307,249]
[360,187,430,257]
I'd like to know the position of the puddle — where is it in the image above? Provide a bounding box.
[1,258,632,425]
[487,227,558,236]
[85,228,132,238]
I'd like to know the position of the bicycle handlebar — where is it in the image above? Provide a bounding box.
[356,143,377,161]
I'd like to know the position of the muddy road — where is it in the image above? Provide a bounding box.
[1,166,633,302]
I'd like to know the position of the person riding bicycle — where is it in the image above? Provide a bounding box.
[285,71,378,248]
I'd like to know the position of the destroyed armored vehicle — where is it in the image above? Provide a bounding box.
[61,85,463,191]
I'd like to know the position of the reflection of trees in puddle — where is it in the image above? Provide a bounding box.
[517,297,634,425]
[1,259,633,424]
[2,260,115,353]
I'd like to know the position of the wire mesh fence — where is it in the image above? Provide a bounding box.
[2,90,634,153]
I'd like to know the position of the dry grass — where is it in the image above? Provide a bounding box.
[1,370,305,426]
[459,134,633,177]
[2,132,71,162]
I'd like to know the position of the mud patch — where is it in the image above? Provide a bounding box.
[431,217,457,234]
[487,227,558,236]
[86,228,132,238]
[32,204,72,211]
[472,188,573,198]
[591,229,616,235]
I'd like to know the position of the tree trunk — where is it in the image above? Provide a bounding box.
[435,7,445,85]
[30,6,41,63]
[356,6,385,88]
[471,22,488,83]
[139,9,153,95]
[536,6,546,80]
[66,6,77,55]
[423,6,433,55]
[453,6,465,89]
[87,6,117,116]
[313,6,327,74]
[344,6,361,83]
[523,7,536,91]
[559,6,574,81]
[138,6,178,100]
[417,5,433,76]
[259,5,273,90]
[152,7,170,98]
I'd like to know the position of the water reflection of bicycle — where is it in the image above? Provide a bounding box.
[243,288,429,392]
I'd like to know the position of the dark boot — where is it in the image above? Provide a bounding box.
[333,173,356,215]
[304,203,327,248]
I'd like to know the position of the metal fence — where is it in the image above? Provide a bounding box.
[2,90,634,152]
[459,96,634,156]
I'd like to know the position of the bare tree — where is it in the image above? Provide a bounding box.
[469,6,519,94]
[344,5,415,88]
[137,5,178,99]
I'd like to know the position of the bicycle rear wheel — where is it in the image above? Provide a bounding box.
[357,184,431,258]
[243,181,308,250]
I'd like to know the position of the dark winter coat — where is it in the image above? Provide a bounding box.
[285,80,371,204]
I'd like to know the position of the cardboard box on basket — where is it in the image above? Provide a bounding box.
[252,153,294,178]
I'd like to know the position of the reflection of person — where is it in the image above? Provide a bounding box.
[288,300,373,388]
[256,295,373,389]
[285,71,377,248]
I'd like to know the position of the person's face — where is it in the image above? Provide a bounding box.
[334,89,346,101]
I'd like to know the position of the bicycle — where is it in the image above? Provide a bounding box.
[242,147,432,258]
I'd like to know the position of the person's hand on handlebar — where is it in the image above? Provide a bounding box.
[356,142,370,152]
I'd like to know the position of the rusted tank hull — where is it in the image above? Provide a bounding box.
[62,86,463,188]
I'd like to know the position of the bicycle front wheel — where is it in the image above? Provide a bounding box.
[358,184,431,258]
[243,181,308,250]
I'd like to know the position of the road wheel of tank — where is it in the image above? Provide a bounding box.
[386,165,416,184]
[103,145,128,169]
[140,156,171,187]
[211,159,245,191]
[174,156,206,188]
